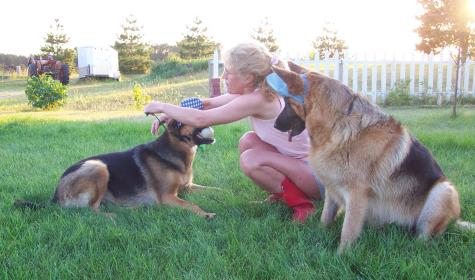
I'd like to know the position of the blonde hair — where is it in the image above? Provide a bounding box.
[224,43,285,95]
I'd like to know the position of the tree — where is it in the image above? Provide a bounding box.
[0,53,28,66]
[312,22,348,59]
[176,17,218,59]
[416,0,475,117]
[40,19,76,70]
[150,43,179,62]
[250,17,279,53]
[113,15,152,74]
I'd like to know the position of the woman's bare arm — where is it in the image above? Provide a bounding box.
[144,93,268,127]
[201,94,240,109]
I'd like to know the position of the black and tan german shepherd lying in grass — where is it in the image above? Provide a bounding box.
[17,119,216,218]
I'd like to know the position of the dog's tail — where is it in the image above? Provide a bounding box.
[13,199,48,210]
[455,220,475,231]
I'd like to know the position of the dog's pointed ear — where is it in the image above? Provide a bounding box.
[271,65,304,95]
[165,119,180,135]
[287,61,310,74]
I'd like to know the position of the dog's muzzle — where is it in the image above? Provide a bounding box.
[194,127,215,145]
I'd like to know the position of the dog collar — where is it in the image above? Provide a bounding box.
[265,73,309,105]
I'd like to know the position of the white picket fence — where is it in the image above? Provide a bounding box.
[210,50,475,103]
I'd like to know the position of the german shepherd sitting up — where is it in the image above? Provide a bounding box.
[50,119,216,218]
[264,61,473,253]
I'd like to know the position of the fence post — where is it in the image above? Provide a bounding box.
[437,53,443,104]
[400,54,406,82]
[352,54,358,93]
[463,58,470,96]
[472,59,475,96]
[294,51,301,66]
[208,49,222,97]
[314,51,320,72]
[324,51,330,76]
[410,54,415,95]
[303,52,311,69]
[446,58,452,99]
[213,49,219,79]
[390,54,396,90]
[428,53,434,95]
[418,54,425,94]
[381,54,387,98]
[333,51,340,80]
[342,52,348,86]
[362,54,368,95]
[371,54,377,103]
[456,59,462,96]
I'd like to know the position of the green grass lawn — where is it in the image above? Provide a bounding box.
[0,76,474,279]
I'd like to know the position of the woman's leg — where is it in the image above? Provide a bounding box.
[239,132,283,194]
[239,131,321,200]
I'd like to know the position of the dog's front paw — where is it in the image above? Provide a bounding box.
[337,243,349,255]
[337,239,354,255]
[204,212,216,219]
[103,212,116,218]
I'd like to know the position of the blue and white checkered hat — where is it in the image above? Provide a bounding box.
[180,97,204,110]
[175,97,204,128]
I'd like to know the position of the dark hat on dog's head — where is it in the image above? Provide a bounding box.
[265,73,308,105]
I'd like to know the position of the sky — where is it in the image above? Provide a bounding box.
[1,0,425,57]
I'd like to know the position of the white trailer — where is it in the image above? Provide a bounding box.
[77,46,120,80]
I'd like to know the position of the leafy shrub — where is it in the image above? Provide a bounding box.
[25,74,67,110]
[457,94,475,105]
[133,82,151,109]
[384,80,412,107]
[149,55,208,79]
[412,91,439,106]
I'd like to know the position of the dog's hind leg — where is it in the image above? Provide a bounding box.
[161,194,216,219]
[338,188,369,254]
[321,195,339,227]
[57,160,111,216]
[86,162,110,215]
[416,181,460,240]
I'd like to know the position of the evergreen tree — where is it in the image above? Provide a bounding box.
[150,43,179,62]
[312,22,348,59]
[176,17,218,59]
[40,19,76,70]
[113,15,152,74]
[250,18,279,53]
[416,0,475,117]
[0,53,28,66]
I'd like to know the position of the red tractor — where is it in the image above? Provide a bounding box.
[27,54,69,85]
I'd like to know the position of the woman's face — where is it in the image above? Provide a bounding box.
[222,67,254,94]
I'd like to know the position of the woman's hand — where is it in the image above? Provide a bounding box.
[144,101,163,115]
[150,114,170,135]
[151,120,160,135]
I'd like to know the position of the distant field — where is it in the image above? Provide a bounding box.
[0,72,210,112]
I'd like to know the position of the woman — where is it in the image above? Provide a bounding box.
[144,43,323,223]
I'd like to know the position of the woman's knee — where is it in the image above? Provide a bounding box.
[238,131,259,154]
[239,149,262,177]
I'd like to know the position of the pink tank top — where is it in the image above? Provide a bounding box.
[249,96,310,160]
